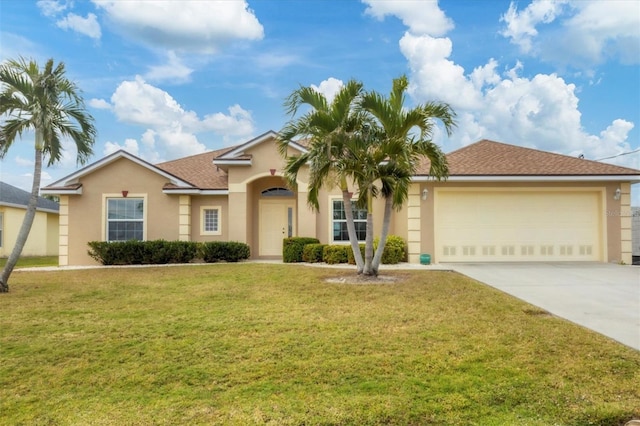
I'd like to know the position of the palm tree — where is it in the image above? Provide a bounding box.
[358,75,455,275]
[0,57,96,292]
[277,80,368,273]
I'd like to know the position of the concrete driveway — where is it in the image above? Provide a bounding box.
[445,262,640,350]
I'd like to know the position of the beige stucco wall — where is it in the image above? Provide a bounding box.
[190,195,229,242]
[417,180,629,264]
[66,158,181,265]
[0,206,58,257]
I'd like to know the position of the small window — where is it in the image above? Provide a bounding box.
[0,211,3,248]
[106,198,144,242]
[201,206,222,235]
[332,199,366,242]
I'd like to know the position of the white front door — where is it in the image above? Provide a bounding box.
[259,200,295,256]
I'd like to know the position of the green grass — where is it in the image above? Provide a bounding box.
[1,264,638,425]
[0,255,58,268]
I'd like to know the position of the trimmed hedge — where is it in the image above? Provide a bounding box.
[87,240,199,265]
[323,245,350,264]
[199,241,250,263]
[283,237,320,263]
[375,235,407,264]
[87,240,249,265]
[302,243,326,263]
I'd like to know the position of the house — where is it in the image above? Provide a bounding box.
[41,131,640,266]
[632,207,640,264]
[0,181,59,257]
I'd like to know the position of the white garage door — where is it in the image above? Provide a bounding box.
[435,190,603,262]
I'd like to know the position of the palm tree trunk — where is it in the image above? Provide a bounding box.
[363,187,375,276]
[0,146,43,293]
[371,196,394,275]
[342,188,364,274]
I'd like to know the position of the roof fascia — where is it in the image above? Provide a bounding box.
[212,159,252,166]
[40,187,83,195]
[217,131,279,159]
[412,175,640,183]
[44,150,193,188]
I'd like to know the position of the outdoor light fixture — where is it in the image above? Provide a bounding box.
[121,190,128,198]
[422,188,429,201]
[270,168,276,176]
[614,188,621,200]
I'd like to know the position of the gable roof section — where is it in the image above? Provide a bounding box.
[0,182,59,213]
[213,130,308,166]
[415,139,640,182]
[42,150,195,194]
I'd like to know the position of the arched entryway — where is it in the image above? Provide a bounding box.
[255,183,296,257]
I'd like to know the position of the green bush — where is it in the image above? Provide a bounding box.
[87,240,199,265]
[323,245,349,264]
[283,237,320,263]
[302,244,326,263]
[199,241,250,263]
[375,235,407,264]
[347,244,365,265]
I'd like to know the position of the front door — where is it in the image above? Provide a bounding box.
[259,200,294,256]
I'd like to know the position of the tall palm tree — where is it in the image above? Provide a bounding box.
[359,75,455,275]
[277,80,368,273]
[0,57,96,292]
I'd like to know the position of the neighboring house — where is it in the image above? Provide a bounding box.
[0,181,59,257]
[41,131,640,266]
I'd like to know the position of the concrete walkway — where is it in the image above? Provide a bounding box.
[445,262,640,350]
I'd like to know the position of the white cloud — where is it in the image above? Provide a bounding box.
[500,0,569,53]
[36,0,69,17]
[56,12,102,39]
[15,156,34,167]
[372,2,636,169]
[311,77,344,104]
[144,51,193,83]
[89,98,111,109]
[362,0,454,36]
[108,76,255,161]
[92,0,264,54]
[103,138,140,156]
[500,0,640,67]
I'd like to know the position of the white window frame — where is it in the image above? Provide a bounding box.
[330,197,367,243]
[0,211,3,248]
[102,194,147,242]
[200,206,222,235]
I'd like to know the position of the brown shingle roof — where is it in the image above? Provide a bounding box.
[416,139,640,176]
[156,146,233,190]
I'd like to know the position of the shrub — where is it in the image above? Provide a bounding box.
[283,237,320,263]
[347,244,365,265]
[199,241,250,263]
[375,235,407,264]
[323,245,349,264]
[302,244,326,263]
[87,240,199,265]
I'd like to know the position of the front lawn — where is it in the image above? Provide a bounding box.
[0,255,58,268]
[1,264,638,425]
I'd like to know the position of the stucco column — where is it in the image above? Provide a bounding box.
[296,179,316,238]
[228,183,248,244]
[620,182,632,264]
[407,184,422,264]
[58,195,69,266]
[178,195,191,241]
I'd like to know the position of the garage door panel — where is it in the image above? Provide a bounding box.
[435,190,602,262]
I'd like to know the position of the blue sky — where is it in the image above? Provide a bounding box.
[1,0,639,203]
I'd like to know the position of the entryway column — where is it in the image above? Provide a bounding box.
[620,182,632,264]
[228,183,248,244]
[296,179,316,238]
[58,195,69,266]
[407,184,421,264]
[178,195,191,241]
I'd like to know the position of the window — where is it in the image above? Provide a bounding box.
[201,206,221,235]
[261,187,294,197]
[106,198,144,242]
[0,212,3,248]
[332,199,366,242]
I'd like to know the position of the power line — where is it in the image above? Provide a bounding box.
[595,147,640,161]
